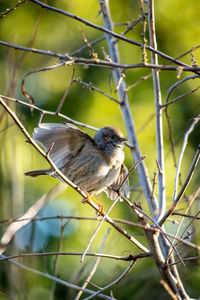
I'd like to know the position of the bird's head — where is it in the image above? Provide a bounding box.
[94,126,127,151]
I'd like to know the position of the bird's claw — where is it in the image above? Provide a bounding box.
[82,192,104,215]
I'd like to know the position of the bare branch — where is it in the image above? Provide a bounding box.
[0,251,150,263]
[1,41,200,73]
[29,0,198,70]
[148,0,166,220]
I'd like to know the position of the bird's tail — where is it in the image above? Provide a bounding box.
[24,169,50,177]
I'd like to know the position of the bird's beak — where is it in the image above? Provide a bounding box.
[120,137,128,142]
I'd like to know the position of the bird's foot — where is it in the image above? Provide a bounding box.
[82,192,104,215]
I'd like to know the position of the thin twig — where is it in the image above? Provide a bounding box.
[151,172,157,201]
[164,76,200,169]
[21,62,69,105]
[166,75,199,103]
[0,255,113,300]
[120,194,184,265]
[165,187,200,263]
[49,217,69,300]
[73,78,119,103]
[80,198,119,263]
[56,68,75,114]
[140,0,148,64]
[0,251,150,263]
[0,0,27,19]
[81,194,142,262]
[0,94,98,131]
[169,256,200,267]
[159,145,200,226]
[161,87,199,108]
[172,212,200,220]
[80,30,99,61]
[75,229,110,300]
[118,156,146,191]
[126,72,153,91]
[173,115,200,202]
[83,260,137,300]
[175,209,200,246]
[70,36,105,57]
[164,108,177,168]
[136,113,155,134]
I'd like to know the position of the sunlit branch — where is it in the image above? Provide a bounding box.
[148,0,166,220]
[1,41,200,72]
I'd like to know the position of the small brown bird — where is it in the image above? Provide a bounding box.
[25,123,129,200]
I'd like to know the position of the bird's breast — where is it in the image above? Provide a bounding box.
[109,148,125,169]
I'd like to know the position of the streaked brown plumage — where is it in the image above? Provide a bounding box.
[25,123,129,200]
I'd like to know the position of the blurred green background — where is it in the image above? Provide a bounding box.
[0,0,200,299]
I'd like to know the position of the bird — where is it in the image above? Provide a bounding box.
[25,123,130,204]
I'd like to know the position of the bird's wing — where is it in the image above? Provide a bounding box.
[33,123,93,168]
[105,164,130,200]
